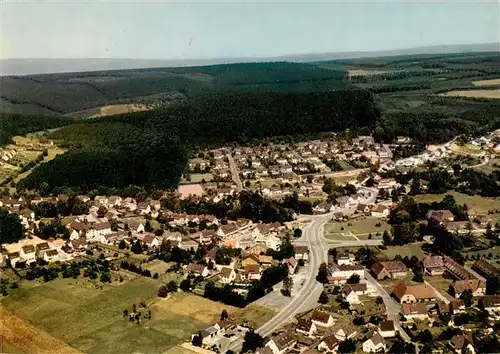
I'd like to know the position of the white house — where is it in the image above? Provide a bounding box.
[219,267,236,284]
[296,319,317,337]
[311,310,335,328]
[371,205,390,218]
[42,249,59,263]
[294,246,309,262]
[335,325,357,341]
[20,245,36,263]
[337,253,356,266]
[265,332,297,354]
[86,222,112,242]
[362,333,386,353]
[317,335,339,353]
[378,320,396,338]
[187,263,209,277]
[342,283,368,304]
[401,303,430,322]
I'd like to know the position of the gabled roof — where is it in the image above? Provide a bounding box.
[392,284,436,301]
[311,310,332,324]
[22,245,35,253]
[187,263,207,274]
[220,267,234,278]
[379,320,395,332]
[422,256,444,269]
[402,303,428,315]
[320,335,338,349]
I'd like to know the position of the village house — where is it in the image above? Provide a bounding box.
[482,295,500,317]
[86,222,112,242]
[426,210,454,224]
[435,300,466,316]
[450,334,475,354]
[422,256,445,276]
[313,202,334,214]
[370,204,390,218]
[401,303,430,322]
[356,203,371,215]
[126,220,145,233]
[392,283,436,304]
[310,310,335,328]
[294,245,310,262]
[187,263,209,277]
[245,244,269,256]
[42,249,59,263]
[20,245,36,263]
[35,242,50,257]
[452,279,486,298]
[242,264,261,280]
[8,252,21,267]
[378,320,396,338]
[282,258,298,274]
[258,234,282,251]
[342,283,368,304]
[219,267,236,284]
[296,319,317,338]
[258,255,274,267]
[335,324,358,341]
[205,246,220,264]
[377,178,398,190]
[371,261,407,280]
[317,335,339,353]
[68,221,90,240]
[252,224,274,238]
[265,331,297,354]
[242,254,260,267]
[443,256,476,281]
[223,239,240,249]
[69,238,88,252]
[142,234,160,249]
[337,253,356,266]
[362,333,386,353]
[217,223,239,238]
[328,263,365,285]
[199,230,218,244]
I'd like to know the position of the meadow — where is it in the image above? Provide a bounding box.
[413,191,500,215]
[1,277,235,354]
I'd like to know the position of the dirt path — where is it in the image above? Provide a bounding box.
[0,305,81,354]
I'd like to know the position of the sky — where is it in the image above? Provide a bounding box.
[2,0,499,60]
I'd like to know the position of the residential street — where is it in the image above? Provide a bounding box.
[227,152,243,191]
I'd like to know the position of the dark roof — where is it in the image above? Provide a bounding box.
[220,267,234,278]
[22,245,35,253]
[45,249,58,257]
[36,242,50,251]
[321,335,339,349]
[311,310,331,324]
[379,320,395,332]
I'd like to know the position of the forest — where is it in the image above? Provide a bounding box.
[17,89,381,194]
[0,113,72,146]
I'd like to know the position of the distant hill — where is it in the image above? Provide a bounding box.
[0,62,345,115]
[2,43,498,76]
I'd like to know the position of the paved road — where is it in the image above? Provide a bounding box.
[364,271,411,342]
[227,152,243,191]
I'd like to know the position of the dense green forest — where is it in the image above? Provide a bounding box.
[0,113,73,146]
[1,62,345,115]
[17,89,379,194]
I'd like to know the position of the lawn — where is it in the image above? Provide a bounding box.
[324,217,390,239]
[180,173,214,184]
[413,191,500,215]
[1,277,231,354]
[0,340,25,354]
[381,244,426,260]
[423,275,454,302]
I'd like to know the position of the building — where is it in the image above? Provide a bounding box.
[219,267,236,284]
[295,319,317,337]
[334,324,357,341]
[426,210,454,224]
[362,333,386,353]
[378,320,396,338]
[481,295,500,316]
[422,256,445,276]
[452,279,486,298]
[337,253,356,266]
[242,255,260,267]
[472,259,500,278]
[342,283,368,304]
[371,261,407,280]
[187,263,209,277]
[450,334,475,354]
[294,246,310,262]
[20,245,36,263]
[328,264,365,284]
[265,331,297,354]
[282,258,298,274]
[243,264,261,280]
[217,223,239,238]
[371,204,390,218]
[392,283,436,304]
[401,303,430,322]
[310,310,335,328]
[317,335,339,353]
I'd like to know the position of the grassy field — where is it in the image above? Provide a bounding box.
[474,158,500,174]
[1,277,232,354]
[180,173,214,184]
[324,217,390,239]
[413,191,500,214]
[439,89,500,99]
[381,244,427,260]
[164,346,199,354]
[232,304,276,329]
[472,78,500,87]
[0,340,26,354]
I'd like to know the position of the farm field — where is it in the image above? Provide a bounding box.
[413,191,500,215]
[89,104,150,118]
[439,89,500,99]
[324,217,390,239]
[0,277,231,354]
[472,78,500,87]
